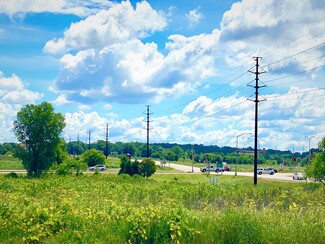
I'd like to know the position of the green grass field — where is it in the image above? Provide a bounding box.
[1,173,324,243]
[0,155,24,170]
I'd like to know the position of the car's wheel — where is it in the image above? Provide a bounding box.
[258,172,262,175]
[202,169,206,172]
[270,172,274,175]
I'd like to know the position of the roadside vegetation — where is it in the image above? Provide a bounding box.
[0,173,324,243]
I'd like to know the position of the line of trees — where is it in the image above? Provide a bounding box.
[2,138,317,167]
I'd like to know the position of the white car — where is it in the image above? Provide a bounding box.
[293,173,304,180]
[257,168,275,175]
[200,165,216,172]
[89,164,106,171]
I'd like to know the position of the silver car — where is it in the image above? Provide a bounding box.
[89,164,106,171]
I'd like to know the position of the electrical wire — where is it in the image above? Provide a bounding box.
[263,41,325,69]
[154,71,249,115]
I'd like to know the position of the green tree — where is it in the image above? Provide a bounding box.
[130,159,141,176]
[306,137,325,184]
[118,154,130,175]
[140,158,157,179]
[13,102,65,177]
[82,149,105,167]
[55,139,69,164]
[172,145,184,158]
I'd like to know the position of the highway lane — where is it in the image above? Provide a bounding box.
[158,162,297,182]
[0,163,301,182]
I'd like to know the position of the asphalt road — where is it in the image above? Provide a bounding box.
[1,163,302,182]
[158,162,297,182]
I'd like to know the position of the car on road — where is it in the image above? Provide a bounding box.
[266,167,277,173]
[200,165,216,172]
[257,168,275,175]
[293,172,304,180]
[89,164,106,171]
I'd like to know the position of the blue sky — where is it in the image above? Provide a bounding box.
[0,0,324,152]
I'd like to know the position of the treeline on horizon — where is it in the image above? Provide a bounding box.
[0,141,320,166]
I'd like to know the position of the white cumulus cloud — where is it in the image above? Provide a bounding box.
[0,0,113,17]
[186,7,203,27]
[43,1,167,54]
[0,72,43,142]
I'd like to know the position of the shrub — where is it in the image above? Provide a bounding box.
[82,149,105,167]
[4,172,18,178]
[140,158,156,179]
[53,158,87,176]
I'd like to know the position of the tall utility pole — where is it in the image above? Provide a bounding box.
[88,130,91,150]
[248,57,266,185]
[145,105,152,158]
[105,123,109,159]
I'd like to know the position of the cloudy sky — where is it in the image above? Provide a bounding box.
[0,0,324,152]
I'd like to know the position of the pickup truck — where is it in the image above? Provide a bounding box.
[215,162,231,172]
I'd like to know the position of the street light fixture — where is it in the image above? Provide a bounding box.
[235,133,252,176]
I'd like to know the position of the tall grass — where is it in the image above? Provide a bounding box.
[0,174,324,243]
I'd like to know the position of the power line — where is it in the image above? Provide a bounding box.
[260,28,325,59]
[263,41,325,68]
[154,71,249,115]
[268,74,325,88]
[265,87,325,100]
[264,63,325,83]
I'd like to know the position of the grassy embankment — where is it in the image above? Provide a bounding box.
[1,173,324,243]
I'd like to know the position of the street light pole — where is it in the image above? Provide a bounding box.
[307,136,315,164]
[235,133,252,176]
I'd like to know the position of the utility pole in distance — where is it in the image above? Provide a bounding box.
[145,105,152,158]
[105,123,108,159]
[248,57,266,185]
[88,130,91,150]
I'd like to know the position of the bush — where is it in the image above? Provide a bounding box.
[53,158,87,176]
[140,158,156,179]
[306,137,325,184]
[119,156,156,178]
[82,149,105,167]
[4,172,18,178]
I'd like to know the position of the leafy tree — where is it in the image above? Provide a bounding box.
[123,142,138,157]
[172,145,184,157]
[55,139,69,164]
[53,157,87,176]
[119,156,156,178]
[306,137,325,184]
[140,158,156,179]
[82,149,105,167]
[139,144,154,157]
[13,102,65,177]
[130,159,141,176]
[0,142,17,155]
